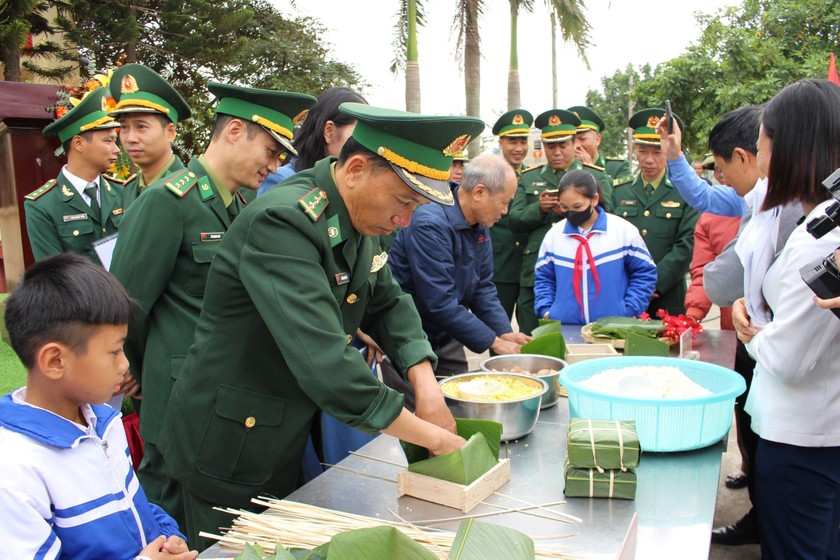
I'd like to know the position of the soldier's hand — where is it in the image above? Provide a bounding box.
[429,430,467,457]
[408,361,457,434]
[539,191,559,213]
[115,370,141,399]
[549,202,566,217]
[574,144,593,165]
[656,114,683,161]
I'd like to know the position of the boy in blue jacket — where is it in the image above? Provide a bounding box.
[0,253,196,560]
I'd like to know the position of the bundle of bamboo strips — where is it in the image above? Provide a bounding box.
[203,498,578,560]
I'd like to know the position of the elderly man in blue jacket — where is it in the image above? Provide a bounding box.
[384,154,531,399]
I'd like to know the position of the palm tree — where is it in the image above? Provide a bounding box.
[453,0,483,157]
[391,0,426,113]
[507,0,592,109]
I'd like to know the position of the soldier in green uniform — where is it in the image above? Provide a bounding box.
[569,105,632,180]
[490,109,531,323]
[109,63,192,209]
[25,86,123,265]
[156,104,484,550]
[611,108,700,316]
[508,109,614,334]
[109,83,316,530]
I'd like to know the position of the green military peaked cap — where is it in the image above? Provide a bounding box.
[568,105,606,133]
[629,108,685,147]
[452,152,469,162]
[340,102,485,206]
[109,63,192,123]
[535,109,580,143]
[43,86,120,144]
[492,109,533,137]
[208,83,316,156]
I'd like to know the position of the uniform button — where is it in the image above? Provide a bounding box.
[643,210,650,217]
[515,241,520,247]
[623,211,628,218]
[533,190,539,195]
[189,172,196,178]
[102,227,107,233]
[642,229,648,236]
[73,229,80,236]
[666,212,672,219]
[244,416,256,428]
[346,334,353,343]
[346,294,358,304]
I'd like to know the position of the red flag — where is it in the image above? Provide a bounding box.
[829,53,840,86]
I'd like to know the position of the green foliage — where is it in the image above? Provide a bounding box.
[589,316,664,340]
[449,519,535,560]
[521,319,566,359]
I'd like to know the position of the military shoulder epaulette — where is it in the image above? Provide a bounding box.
[164,170,198,198]
[25,179,57,201]
[521,164,542,174]
[613,175,634,187]
[102,173,133,186]
[298,187,329,222]
[582,162,606,172]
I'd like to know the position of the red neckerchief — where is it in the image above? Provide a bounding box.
[569,232,601,317]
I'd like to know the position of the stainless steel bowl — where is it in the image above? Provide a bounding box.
[480,354,568,409]
[440,372,548,441]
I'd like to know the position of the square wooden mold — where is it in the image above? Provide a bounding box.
[565,343,621,363]
[396,458,511,512]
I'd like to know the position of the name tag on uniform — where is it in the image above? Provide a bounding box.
[112,208,123,216]
[533,182,547,187]
[619,200,637,206]
[661,201,681,208]
[63,213,89,222]
[200,232,224,242]
[335,272,350,285]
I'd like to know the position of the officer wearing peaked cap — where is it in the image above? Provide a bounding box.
[568,105,632,181]
[110,83,316,529]
[611,108,699,316]
[109,63,192,208]
[489,109,531,324]
[25,86,124,266]
[156,103,485,549]
[507,108,613,334]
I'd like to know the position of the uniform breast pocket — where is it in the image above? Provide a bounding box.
[654,207,683,238]
[617,206,639,219]
[185,242,220,296]
[196,385,286,485]
[57,220,95,248]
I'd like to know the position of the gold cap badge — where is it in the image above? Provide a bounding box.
[647,116,660,128]
[442,134,471,157]
[548,115,561,126]
[512,114,524,125]
[121,74,139,94]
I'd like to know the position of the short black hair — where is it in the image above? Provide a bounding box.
[5,253,134,368]
[558,169,606,209]
[211,114,265,141]
[294,87,367,171]
[116,112,171,128]
[62,130,96,156]
[762,79,840,211]
[336,136,393,174]
[708,105,762,160]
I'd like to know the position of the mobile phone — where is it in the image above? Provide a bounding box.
[545,188,559,198]
[665,100,674,134]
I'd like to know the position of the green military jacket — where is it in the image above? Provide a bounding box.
[121,154,186,209]
[611,172,700,315]
[157,157,436,508]
[508,160,613,287]
[489,163,527,284]
[110,156,247,444]
[596,154,632,181]
[24,170,124,265]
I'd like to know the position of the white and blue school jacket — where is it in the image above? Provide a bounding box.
[0,389,184,559]
[534,207,657,324]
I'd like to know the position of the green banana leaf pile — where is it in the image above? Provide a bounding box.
[401,418,503,485]
[589,316,664,340]
[234,519,535,560]
[520,319,566,359]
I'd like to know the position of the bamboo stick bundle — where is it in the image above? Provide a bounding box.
[203,498,580,559]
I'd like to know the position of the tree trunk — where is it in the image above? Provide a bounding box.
[464,0,481,158]
[507,2,520,110]
[125,4,138,63]
[405,0,421,112]
[3,50,22,81]
[550,9,558,108]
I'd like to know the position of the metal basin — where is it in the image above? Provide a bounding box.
[480,354,568,409]
[440,372,547,441]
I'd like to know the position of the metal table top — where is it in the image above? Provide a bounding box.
[201,328,738,559]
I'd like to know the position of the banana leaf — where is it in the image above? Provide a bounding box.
[235,543,297,560]
[292,546,327,560]
[407,432,497,485]
[623,332,670,357]
[530,318,562,339]
[326,526,437,560]
[589,316,664,340]
[448,519,535,560]
[401,418,502,465]
[520,332,566,360]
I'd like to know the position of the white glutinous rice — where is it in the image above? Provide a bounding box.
[579,365,712,398]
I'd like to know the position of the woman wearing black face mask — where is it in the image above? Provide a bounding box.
[534,170,658,324]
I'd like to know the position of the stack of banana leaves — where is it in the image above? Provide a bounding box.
[519,320,566,360]
[589,316,664,340]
